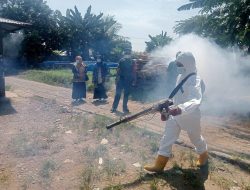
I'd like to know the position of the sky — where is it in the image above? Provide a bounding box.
[46,0,199,52]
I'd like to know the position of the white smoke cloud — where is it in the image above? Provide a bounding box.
[2,31,25,70]
[152,34,250,115]
[3,31,24,58]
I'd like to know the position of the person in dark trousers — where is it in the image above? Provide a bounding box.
[72,56,88,103]
[92,55,108,101]
[110,48,136,114]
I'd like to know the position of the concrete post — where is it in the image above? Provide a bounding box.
[0,29,5,97]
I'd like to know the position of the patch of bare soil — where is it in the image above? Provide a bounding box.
[1,76,249,190]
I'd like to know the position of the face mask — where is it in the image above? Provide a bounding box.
[97,59,101,63]
[177,67,186,74]
[76,60,81,64]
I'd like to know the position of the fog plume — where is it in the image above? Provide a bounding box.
[3,32,24,58]
[151,34,250,115]
[3,31,24,68]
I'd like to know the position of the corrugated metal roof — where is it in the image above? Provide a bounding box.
[0,17,31,31]
[0,17,31,26]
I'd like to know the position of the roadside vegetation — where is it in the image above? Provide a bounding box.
[18,68,158,102]
[20,69,73,88]
[19,69,116,92]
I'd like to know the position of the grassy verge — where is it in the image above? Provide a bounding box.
[20,69,96,91]
[18,68,155,102]
[20,69,73,88]
[19,69,116,92]
[5,85,11,91]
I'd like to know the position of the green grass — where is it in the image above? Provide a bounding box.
[10,133,39,157]
[20,69,73,88]
[0,170,9,185]
[109,68,117,77]
[103,157,126,179]
[39,160,57,179]
[20,69,93,89]
[5,85,11,91]
[103,184,123,190]
[20,69,115,92]
[80,166,96,190]
[150,179,159,190]
[82,145,108,161]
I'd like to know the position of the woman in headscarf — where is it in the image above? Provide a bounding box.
[92,55,108,101]
[72,56,88,102]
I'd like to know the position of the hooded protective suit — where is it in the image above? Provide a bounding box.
[158,52,207,157]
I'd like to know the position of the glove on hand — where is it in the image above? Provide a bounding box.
[160,108,169,121]
[168,105,182,116]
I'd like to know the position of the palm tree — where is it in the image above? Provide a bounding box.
[176,0,250,53]
[177,0,205,11]
[177,0,225,13]
[57,5,126,60]
[145,31,172,52]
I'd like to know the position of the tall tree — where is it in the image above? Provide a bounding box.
[145,31,172,52]
[57,5,123,60]
[109,37,132,61]
[175,0,250,53]
[0,1,132,65]
[0,0,62,65]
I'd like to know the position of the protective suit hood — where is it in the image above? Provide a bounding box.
[176,52,197,76]
[157,51,207,159]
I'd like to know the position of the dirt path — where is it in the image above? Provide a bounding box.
[6,76,250,156]
[1,76,249,190]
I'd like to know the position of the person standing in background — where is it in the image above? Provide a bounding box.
[72,56,88,103]
[92,55,108,102]
[110,48,136,114]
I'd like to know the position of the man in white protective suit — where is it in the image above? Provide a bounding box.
[144,52,208,173]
